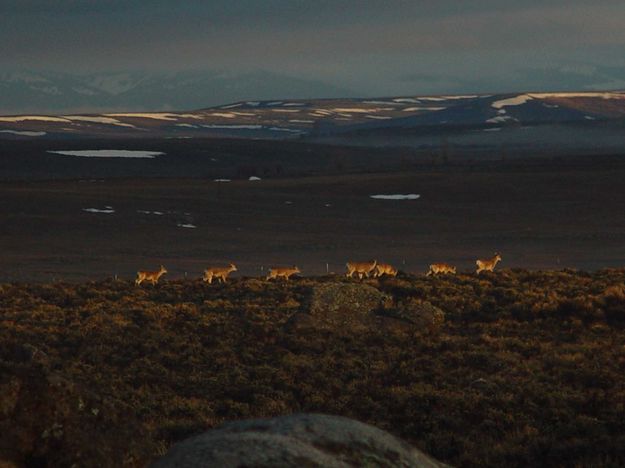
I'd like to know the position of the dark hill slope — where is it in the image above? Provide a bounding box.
[2,270,625,466]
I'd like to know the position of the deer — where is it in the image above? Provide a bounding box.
[203,263,237,284]
[135,265,167,285]
[266,266,301,281]
[476,253,502,274]
[346,260,377,279]
[373,262,398,278]
[426,263,457,276]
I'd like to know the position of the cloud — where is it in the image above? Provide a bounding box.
[0,1,624,96]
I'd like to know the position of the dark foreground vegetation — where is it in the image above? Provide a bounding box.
[2,269,625,467]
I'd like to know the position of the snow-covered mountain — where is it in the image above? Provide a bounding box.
[0,70,355,115]
[1,91,624,140]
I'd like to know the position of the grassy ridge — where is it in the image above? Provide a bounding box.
[1,270,625,466]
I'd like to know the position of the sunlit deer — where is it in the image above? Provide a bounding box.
[426,263,457,276]
[476,253,502,274]
[346,260,377,279]
[203,263,237,284]
[135,265,167,285]
[373,263,397,278]
[266,266,301,281]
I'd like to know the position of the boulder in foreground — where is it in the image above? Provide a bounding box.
[152,413,449,467]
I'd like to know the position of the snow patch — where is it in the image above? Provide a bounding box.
[441,95,480,99]
[532,92,625,100]
[202,124,263,130]
[403,106,446,112]
[213,179,231,182]
[137,210,164,215]
[64,115,136,128]
[486,115,518,124]
[208,112,237,118]
[83,207,115,214]
[419,97,453,102]
[268,127,303,133]
[248,176,261,181]
[88,74,138,95]
[177,223,196,229]
[0,130,47,136]
[0,115,70,123]
[370,194,420,200]
[492,95,533,109]
[334,108,381,113]
[363,100,400,105]
[105,113,179,121]
[48,150,163,159]
[491,92,625,110]
[72,86,96,96]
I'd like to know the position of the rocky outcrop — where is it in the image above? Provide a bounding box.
[380,299,446,334]
[152,413,449,467]
[287,282,391,333]
[287,282,444,335]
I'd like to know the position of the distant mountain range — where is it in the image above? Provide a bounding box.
[0,70,355,115]
[1,91,624,141]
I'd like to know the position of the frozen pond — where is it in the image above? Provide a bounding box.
[48,150,164,159]
[370,194,420,200]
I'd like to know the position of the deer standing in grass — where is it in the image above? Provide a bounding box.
[346,260,377,279]
[476,253,502,274]
[266,266,301,281]
[427,263,457,276]
[135,265,167,285]
[203,263,237,284]
[373,263,397,278]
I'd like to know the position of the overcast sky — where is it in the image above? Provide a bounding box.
[2,0,625,95]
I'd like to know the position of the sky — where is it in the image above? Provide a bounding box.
[2,0,625,97]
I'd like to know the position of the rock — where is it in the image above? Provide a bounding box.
[382,299,445,334]
[309,282,390,316]
[288,283,443,336]
[288,282,391,333]
[152,413,449,467]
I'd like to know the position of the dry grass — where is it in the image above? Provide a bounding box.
[1,269,625,466]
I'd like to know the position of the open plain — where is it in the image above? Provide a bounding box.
[1,138,625,281]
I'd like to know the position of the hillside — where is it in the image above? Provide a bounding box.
[2,270,625,467]
[1,91,624,141]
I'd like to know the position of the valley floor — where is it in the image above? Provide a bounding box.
[1,160,625,281]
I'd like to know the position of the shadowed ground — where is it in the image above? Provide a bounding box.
[1,160,625,281]
[2,272,625,466]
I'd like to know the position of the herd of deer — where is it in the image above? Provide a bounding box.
[134,253,503,285]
